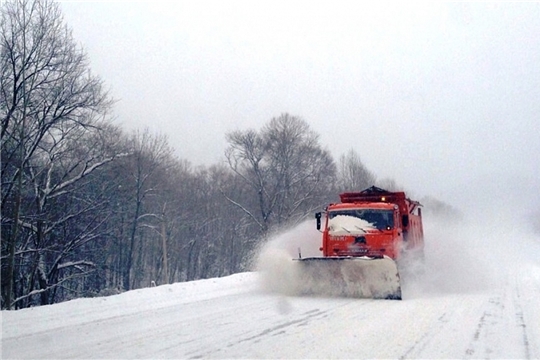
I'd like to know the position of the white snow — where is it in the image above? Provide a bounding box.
[328,215,375,235]
[2,215,540,359]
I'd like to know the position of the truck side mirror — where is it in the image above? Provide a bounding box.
[315,212,322,230]
[402,215,409,228]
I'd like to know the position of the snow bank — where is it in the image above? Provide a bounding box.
[3,272,258,339]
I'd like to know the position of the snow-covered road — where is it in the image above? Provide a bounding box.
[3,265,540,359]
[3,218,540,359]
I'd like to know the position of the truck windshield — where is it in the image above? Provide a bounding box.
[328,209,394,230]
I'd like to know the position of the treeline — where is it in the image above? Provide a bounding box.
[1,0,469,310]
[1,0,388,309]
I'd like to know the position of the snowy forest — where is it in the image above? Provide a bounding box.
[0,0,464,310]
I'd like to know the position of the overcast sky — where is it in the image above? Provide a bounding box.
[59,1,539,214]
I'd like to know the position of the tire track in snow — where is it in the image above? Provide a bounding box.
[463,272,532,360]
[513,274,531,359]
[160,293,282,359]
[464,288,512,359]
[397,310,454,359]
[233,309,326,343]
[185,308,329,359]
[186,298,365,359]
[464,308,493,358]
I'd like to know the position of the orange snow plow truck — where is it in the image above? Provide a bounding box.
[296,186,424,300]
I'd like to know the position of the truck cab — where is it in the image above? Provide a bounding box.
[316,186,424,261]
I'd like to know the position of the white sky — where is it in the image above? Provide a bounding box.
[58,1,540,210]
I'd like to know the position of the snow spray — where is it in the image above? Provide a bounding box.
[254,207,540,299]
[405,205,540,298]
[255,220,322,296]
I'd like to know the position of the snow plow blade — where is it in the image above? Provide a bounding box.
[295,256,402,300]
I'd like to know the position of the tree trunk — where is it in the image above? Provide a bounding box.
[161,218,169,284]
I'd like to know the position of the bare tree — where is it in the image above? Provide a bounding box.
[225,129,270,232]
[337,149,376,192]
[224,113,336,236]
[263,114,336,226]
[1,0,114,308]
[186,164,255,279]
[116,129,174,291]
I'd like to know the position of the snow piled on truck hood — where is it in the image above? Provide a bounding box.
[328,215,374,235]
